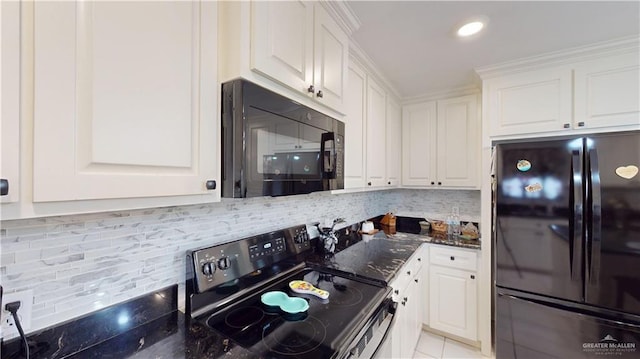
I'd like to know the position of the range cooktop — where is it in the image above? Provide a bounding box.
[204,268,388,358]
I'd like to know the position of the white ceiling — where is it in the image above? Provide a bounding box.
[346,1,640,99]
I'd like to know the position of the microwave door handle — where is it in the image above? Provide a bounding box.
[321,132,335,178]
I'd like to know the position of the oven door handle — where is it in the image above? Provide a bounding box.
[370,301,398,359]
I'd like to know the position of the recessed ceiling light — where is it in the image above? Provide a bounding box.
[457,21,484,37]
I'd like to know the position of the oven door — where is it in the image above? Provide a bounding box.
[345,297,398,359]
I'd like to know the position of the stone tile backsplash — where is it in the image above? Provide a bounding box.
[390,189,481,222]
[0,188,479,336]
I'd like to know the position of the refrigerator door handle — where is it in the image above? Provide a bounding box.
[588,145,602,286]
[570,149,583,282]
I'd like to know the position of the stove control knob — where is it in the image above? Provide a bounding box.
[217,256,230,270]
[202,262,216,276]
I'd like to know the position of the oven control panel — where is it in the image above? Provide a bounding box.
[249,237,286,260]
[284,224,311,254]
[187,224,312,293]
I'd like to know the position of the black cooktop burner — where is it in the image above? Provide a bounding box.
[225,306,264,329]
[263,315,327,356]
[204,268,387,358]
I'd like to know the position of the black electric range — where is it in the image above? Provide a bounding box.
[186,225,395,359]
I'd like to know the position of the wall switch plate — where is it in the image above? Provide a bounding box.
[1,289,33,340]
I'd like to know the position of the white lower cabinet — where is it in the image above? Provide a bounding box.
[428,246,478,341]
[390,245,425,358]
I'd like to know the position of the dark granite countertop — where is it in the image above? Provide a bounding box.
[391,232,482,250]
[2,220,479,359]
[120,232,480,358]
[305,231,425,284]
[120,233,427,359]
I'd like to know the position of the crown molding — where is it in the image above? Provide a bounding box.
[476,35,640,79]
[319,0,361,36]
[403,84,481,105]
[349,40,403,100]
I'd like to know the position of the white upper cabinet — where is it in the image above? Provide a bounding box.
[386,97,402,187]
[251,1,348,113]
[436,94,480,188]
[33,1,218,202]
[313,5,349,111]
[344,57,399,191]
[402,95,480,189]
[485,68,572,136]
[574,52,640,130]
[481,42,640,138]
[251,1,314,95]
[1,1,21,203]
[402,102,437,187]
[366,77,387,187]
[344,61,367,189]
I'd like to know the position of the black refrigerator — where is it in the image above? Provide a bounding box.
[495,131,640,358]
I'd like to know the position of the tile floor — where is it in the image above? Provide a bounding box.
[413,330,487,359]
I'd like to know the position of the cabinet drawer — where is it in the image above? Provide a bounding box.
[430,246,477,271]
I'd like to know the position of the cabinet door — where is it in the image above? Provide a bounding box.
[344,62,367,189]
[436,95,480,188]
[421,246,430,326]
[33,1,218,201]
[402,102,437,186]
[386,97,402,187]
[313,4,348,112]
[1,0,20,203]
[366,78,387,187]
[251,1,314,95]
[429,265,477,341]
[487,68,572,136]
[404,273,423,358]
[574,52,640,130]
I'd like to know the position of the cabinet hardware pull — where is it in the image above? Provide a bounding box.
[394,289,399,295]
[417,258,421,262]
[403,297,408,303]
[316,90,323,98]
[470,275,475,279]
[563,123,570,129]
[401,301,406,306]
[368,182,372,186]
[438,182,442,185]
[407,270,411,275]
[414,279,419,283]
[450,256,455,261]
[307,85,315,93]
[577,121,585,127]
[0,179,8,196]
[387,181,391,185]
[205,180,216,190]
[430,181,435,185]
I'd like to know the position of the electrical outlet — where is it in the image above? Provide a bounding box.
[1,289,33,340]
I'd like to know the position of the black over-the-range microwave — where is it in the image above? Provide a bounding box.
[221,79,344,198]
